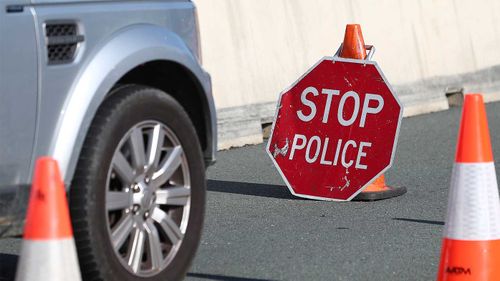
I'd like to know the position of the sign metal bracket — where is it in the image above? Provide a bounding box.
[333,44,376,62]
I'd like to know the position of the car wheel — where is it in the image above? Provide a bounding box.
[69,85,205,281]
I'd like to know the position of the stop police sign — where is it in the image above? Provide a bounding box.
[267,56,403,201]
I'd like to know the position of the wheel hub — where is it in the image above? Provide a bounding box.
[104,121,191,277]
[130,178,158,217]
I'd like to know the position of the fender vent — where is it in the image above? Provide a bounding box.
[45,22,84,64]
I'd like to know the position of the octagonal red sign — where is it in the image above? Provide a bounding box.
[266,57,403,201]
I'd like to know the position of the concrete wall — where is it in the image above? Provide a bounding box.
[195,0,500,149]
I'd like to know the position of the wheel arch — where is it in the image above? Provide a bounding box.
[49,24,216,184]
[115,60,213,160]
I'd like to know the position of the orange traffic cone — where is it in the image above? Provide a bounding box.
[15,157,82,281]
[339,23,367,59]
[338,24,406,201]
[437,94,500,280]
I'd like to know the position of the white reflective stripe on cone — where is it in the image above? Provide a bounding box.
[444,162,500,240]
[15,238,81,281]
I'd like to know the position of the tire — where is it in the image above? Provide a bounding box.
[69,85,206,281]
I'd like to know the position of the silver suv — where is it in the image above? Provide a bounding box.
[0,0,216,280]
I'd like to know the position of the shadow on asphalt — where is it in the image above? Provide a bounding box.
[0,253,17,281]
[207,180,299,200]
[392,217,444,226]
[0,256,277,281]
[187,273,276,281]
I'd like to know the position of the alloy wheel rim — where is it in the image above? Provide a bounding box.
[105,120,191,277]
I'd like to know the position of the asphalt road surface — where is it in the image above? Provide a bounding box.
[1,101,500,281]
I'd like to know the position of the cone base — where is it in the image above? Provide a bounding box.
[352,185,407,201]
[437,238,500,281]
[15,238,82,281]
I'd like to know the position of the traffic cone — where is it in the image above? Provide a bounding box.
[337,24,406,201]
[437,93,500,280]
[339,23,367,59]
[15,157,82,281]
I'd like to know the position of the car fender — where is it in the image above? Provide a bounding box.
[49,24,216,183]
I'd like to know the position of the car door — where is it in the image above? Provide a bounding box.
[0,1,38,187]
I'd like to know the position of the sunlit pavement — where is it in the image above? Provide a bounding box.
[187,101,500,281]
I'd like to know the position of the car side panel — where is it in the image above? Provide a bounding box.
[0,6,38,186]
[0,5,38,235]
